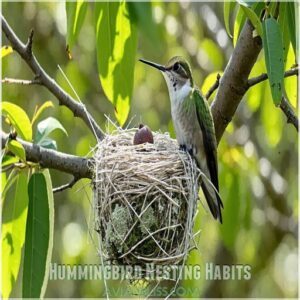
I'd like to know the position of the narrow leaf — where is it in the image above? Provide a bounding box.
[95,2,138,126]
[7,140,26,161]
[23,173,51,298]
[286,2,296,57]
[128,2,160,46]
[224,1,236,38]
[31,101,54,126]
[262,18,285,106]
[233,6,247,46]
[35,117,67,145]
[2,155,19,168]
[40,170,54,297]
[2,102,32,141]
[278,2,290,64]
[1,46,13,58]
[238,2,263,37]
[66,0,88,49]
[2,171,29,299]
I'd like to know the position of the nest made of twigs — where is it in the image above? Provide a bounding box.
[92,127,200,280]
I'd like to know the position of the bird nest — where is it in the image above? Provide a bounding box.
[92,127,200,282]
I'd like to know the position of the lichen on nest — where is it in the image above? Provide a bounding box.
[92,127,200,280]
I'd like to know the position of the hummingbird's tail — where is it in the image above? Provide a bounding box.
[201,179,223,223]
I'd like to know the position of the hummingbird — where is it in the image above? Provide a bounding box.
[140,56,223,222]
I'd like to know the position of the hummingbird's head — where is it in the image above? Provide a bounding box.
[139,56,194,101]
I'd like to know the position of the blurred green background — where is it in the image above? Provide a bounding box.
[2,1,298,298]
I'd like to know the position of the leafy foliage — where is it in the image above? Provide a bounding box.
[262,18,284,106]
[23,172,53,298]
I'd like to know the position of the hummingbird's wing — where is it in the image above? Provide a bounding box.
[193,88,223,222]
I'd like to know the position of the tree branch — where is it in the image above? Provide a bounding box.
[53,176,80,193]
[211,21,262,143]
[247,67,299,88]
[1,14,105,141]
[2,77,41,85]
[1,131,93,179]
[280,96,299,131]
[205,73,221,100]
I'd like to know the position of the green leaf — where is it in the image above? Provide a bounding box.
[233,6,246,46]
[278,2,290,64]
[128,2,160,46]
[2,171,29,299]
[2,102,32,141]
[286,2,296,58]
[2,155,19,168]
[95,2,138,126]
[31,101,54,126]
[7,140,26,161]
[224,1,236,38]
[35,117,67,145]
[1,46,13,58]
[262,18,285,106]
[23,172,53,298]
[66,0,88,49]
[40,169,54,297]
[1,169,18,205]
[238,1,263,37]
[233,2,264,46]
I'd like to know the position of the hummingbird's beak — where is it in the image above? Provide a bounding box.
[139,59,166,72]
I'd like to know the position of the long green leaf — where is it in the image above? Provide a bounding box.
[95,2,138,126]
[22,173,52,298]
[40,169,54,297]
[224,1,236,38]
[2,171,29,299]
[278,2,290,64]
[262,18,285,106]
[238,1,263,37]
[286,2,296,57]
[66,0,88,49]
[233,6,247,46]
[2,102,32,141]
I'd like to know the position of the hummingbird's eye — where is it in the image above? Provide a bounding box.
[173,62,180,71]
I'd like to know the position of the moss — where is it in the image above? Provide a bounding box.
[140,206,157,235]
[106,205,131,253]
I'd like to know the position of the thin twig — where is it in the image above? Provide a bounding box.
[1,14,105,141]
[247,67,299,88]
[280,96,298,131]
[2,77,41,85]
[205,73,221,100]
[53,176,80,193]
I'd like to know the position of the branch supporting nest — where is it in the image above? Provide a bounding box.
[1,131,92,179]
[1,14,104,141]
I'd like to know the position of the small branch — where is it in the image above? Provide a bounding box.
[205,73,221,100]
[53,176,79,193]
[2,77,41,85]
[1,14,105,141]
[1,131,93,179]
[247,67,299,88]
[280,96,298,131]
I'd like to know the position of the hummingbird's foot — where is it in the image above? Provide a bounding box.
[179,144,187,151]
